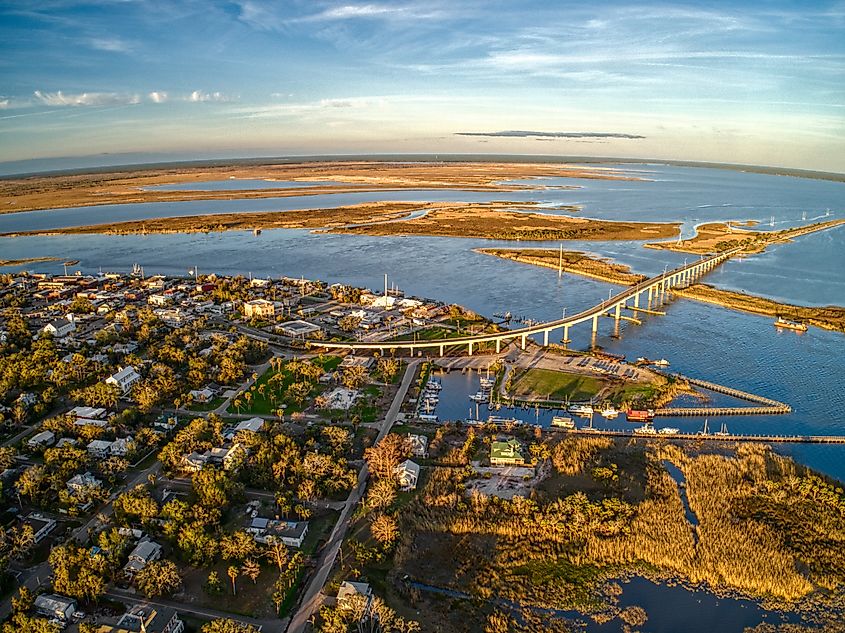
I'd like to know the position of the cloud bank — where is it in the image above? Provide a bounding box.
[456,130,646,140]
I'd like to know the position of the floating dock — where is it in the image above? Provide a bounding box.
[564,428,845,444]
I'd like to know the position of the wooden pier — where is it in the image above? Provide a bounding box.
[565,428,845,444]
[654,406,790,417]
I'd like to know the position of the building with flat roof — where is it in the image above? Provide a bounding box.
[277,319,322,339]
[243,298,275,319]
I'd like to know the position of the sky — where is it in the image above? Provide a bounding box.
[0,0,844,173]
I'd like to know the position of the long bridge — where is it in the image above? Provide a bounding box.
[318,247,742,356]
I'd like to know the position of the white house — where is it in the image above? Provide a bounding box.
[337,580,372,608]
[188,388,214,403]
[395,459,420,491]
[235,417,265,434]
[247,517,309,548]
[106,366,141,394]
[66,471,102,495]
[43,318,76,338]
[124,539,162,576]
[109,436,134,457]
[27,430,55,449]
[87,439,114,459]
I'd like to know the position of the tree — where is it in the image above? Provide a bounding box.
[2,612,61,633]
[341,365,368,390]
[377,357,400,382]
[204,571,223,595]
[49,544,107,602]
[364,433,411,480]
[264,538,289,572]
[136,560,182,598]
[200,619,259,633]
[113,485,159,526]
[370,513,399,547]
[220,530,257,562]
[227,565,239,595]
[241,558,260,584]
[366,478,397,510]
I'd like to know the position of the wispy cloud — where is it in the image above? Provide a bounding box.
[0,98,9,109]
[456,130,645,140]
[88,37,133,53]
[148,91,168,104]
[33,90,140,107]
[186,90,235,103]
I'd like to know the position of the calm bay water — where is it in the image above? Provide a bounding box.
[2,163,843,631]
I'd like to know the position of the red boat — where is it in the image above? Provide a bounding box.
[626,409,655,422]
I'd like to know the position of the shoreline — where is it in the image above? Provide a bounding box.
[0,256,61,267]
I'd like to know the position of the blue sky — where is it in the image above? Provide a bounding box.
[1,1,843,172]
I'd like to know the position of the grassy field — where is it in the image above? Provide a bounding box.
[510,368,607,402]
[228,355,341,415]
[187,396,225,412]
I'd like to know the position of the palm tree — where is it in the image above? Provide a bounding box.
[227,565,239,595]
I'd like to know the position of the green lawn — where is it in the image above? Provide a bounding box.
[510,368,607,402]
[227,356,341,415]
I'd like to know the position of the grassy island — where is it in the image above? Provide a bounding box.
[0,161,640,214]
[646,218,845,255]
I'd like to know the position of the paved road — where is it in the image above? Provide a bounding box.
[107,588,287,632]
[285,360,420,633]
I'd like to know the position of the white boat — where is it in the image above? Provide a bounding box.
[600,406,620,419]
[568,403,594,416]
[658,427,679,435]
[479,376,495,390]
[634,424,657,435]
[653,359,670,367]
[487,416,522,426]
[469,391,487,403]
[426,379,442,391]
[551,416,575,429]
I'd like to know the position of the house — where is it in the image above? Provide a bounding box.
[277,319,322,339]
[408,434,429,458]
[109,436,134,457]
[235,417,265,434]
[243,298,275,319]
[247,517,309,548]
[27,430,55,449]
[181,452,207,472]
[106,366,141,394]
[67,472,102,495]
[337,580,372,607]
[124,539,162,576]
[56,437,78,448]
[34,594,78,623]
[69,406,107,419]
[74,417,109,429]
[490,437,525,466]
[188,387,214,403]
[207,443,245,470]
[87,439,114,459]
[395,459,420,491]
[43,318,76,338]
[24,512,57,544]
[95,603,185,633]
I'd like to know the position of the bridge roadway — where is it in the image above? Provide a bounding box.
[318,247,742,356]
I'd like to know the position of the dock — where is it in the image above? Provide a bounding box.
[655,374,792,416]
[565,428,845,444]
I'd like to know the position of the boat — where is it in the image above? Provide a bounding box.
[634,424,657,435]
[568,403,594,416]
[626,409,654,422]
[479,376,495,390]
[551,416,575,429]
[131,263,144,277]
[63,260,80,266]
[426,378,442,391]
[600,406,620,419]
[774,317,807,332]
[487,416,522,426]
[469,391,487,403]
[653,359,670,367]
[658,427,679,435]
